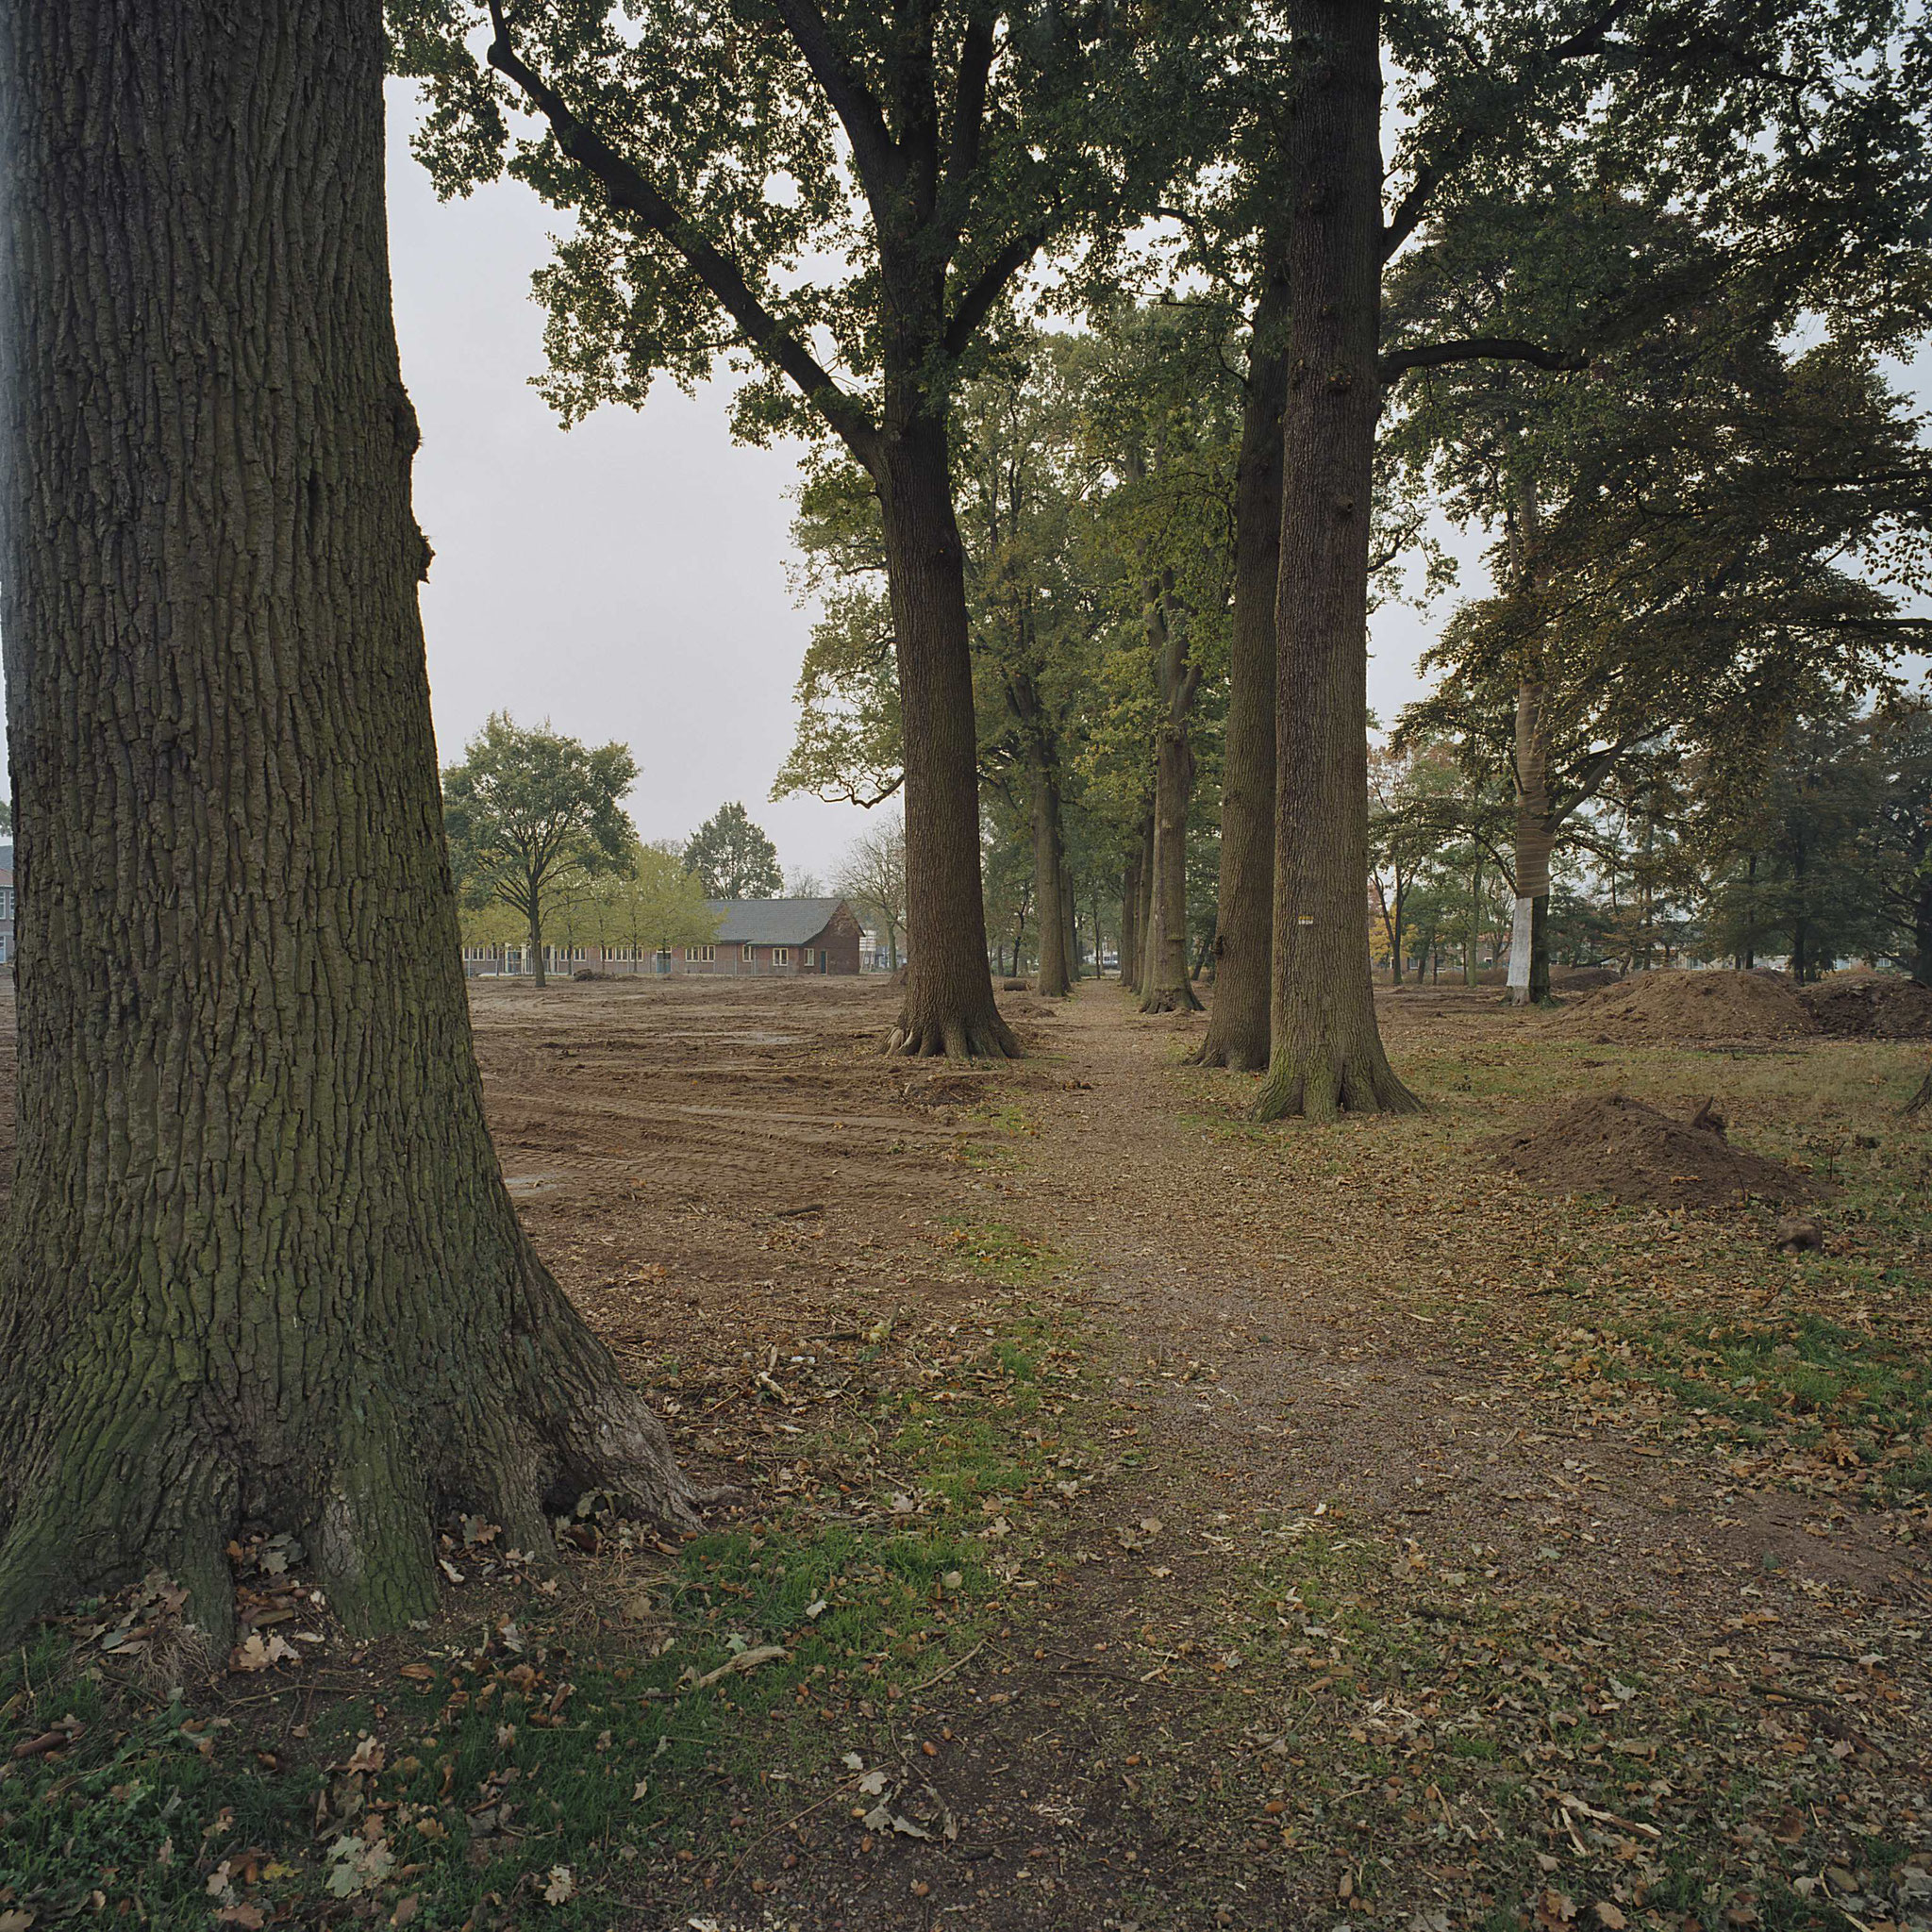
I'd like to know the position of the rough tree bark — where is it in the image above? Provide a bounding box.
[1505,487,1554,1007]
[1192,258,1289,1070]
[1121,824,1150,995]
[1255,0,1421,1121]
[0,0,695,1648]
[1141,579,1205,1014]
[1011,670,1072,997]
[1507,680,1556,1006]
[876,425,1020,1054]
[1029,753,1071,995]
[526,869,550,990]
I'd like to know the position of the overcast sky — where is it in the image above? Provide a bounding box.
[5,85,1920,877]
[382,84,1473,883]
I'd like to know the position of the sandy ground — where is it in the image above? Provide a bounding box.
[4,970,1929,1929]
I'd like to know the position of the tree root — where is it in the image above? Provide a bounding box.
[0,1292,708,1649]
[1140,984,1204,1016]
[1254,1043,1424,1122]
[884,1010,1024,1059]
[1187,1035,1269,1073]
[1905,1063,1932,1116]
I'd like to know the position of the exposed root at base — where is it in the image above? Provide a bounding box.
[1187,1036,1270,1073]
[1905,1064,1932,1116]
[1254,1046,1424,1122]
[884,1013,1024,1059]
[0,1357,708,1649]
[1140,985,1204,1015]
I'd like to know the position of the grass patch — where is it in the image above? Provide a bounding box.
[0,1312,1081,1929]
[933,1218,1058,1287]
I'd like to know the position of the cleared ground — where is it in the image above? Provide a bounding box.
[3,972,1929,1931]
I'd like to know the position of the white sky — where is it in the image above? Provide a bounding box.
[385,85,1493,877]
[2,83,1921,877]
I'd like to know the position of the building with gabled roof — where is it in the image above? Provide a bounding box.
[461,896,866,978]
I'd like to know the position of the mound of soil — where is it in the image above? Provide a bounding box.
[1550,966,1623,992]
[1796,973,1932,1039]
[1547,968,1814,1043]
[1485,1091,1829,1208]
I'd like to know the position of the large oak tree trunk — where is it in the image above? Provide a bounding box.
[1141,722,1202,1012]
[1122,823,1152,995]
[876,422,1018,1056]
[1256,0,1419,1122]
[1193,275,1288,1071]
[1141,583,1203,1015]
[0,0,694,1648]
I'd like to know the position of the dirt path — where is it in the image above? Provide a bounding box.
[7,974,1926,1930]
[733,981,1932,1931]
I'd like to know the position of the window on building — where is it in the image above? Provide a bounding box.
[741,943,755,963]
[773,946,790,966]
[688,944,715,962]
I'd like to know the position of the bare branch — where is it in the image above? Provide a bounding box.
[1379,338,1589,384]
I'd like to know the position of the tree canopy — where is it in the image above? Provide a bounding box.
[441,712,638,987]
[684,801,784,900]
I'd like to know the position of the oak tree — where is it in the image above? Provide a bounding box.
[0,0,694,1647]
[394,0,1207,1056]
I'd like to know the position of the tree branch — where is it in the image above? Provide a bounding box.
[1380,0,1631,261]
[485,2,880,467]
[768,0,901,210]
[1379,338,1590,384]
[941,10,997,205]
[942,226,1048,358]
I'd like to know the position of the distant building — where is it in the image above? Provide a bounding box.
[0,843,12,966]
[676,898,863,976]
[462,897,864,978]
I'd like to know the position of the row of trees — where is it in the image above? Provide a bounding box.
[441,714,831,986]
[1371,705,1932,987]
[392,0,1931,1096]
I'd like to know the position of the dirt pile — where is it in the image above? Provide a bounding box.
[1485,1091,1829,1208]
[1796,972,1932,1039]
[1548,969,1814,1043]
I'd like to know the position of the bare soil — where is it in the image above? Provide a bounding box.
[4,973,1930,1931]
[1547,968,1816,1043]
[1799,972,1932,1040]
[1483,1091,1830,1208]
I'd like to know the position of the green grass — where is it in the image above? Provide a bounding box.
[0,1315,1079,1929]
[933,1217,1058,1286]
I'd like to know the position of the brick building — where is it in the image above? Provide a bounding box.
[462,897,865,978]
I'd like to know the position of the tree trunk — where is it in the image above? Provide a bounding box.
[875,421,1018,1056]
[1192,268,1287,1071]
[1256,0,1418,1120]
[1466,857,1482,986]
[1914,873,1932,988]
[1141,723,1202,1012]
[0,0,695,1648]
[1122,821,1153,995]
[527,881,548,990]
[1507,683,1556,1007]
[1027,727,1072,997]
[1141,582,1203,1015]
[1062,862,1080,983]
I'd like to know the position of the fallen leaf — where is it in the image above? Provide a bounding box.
[1595,1907,1628,1930]
[542,1866,575,1905]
